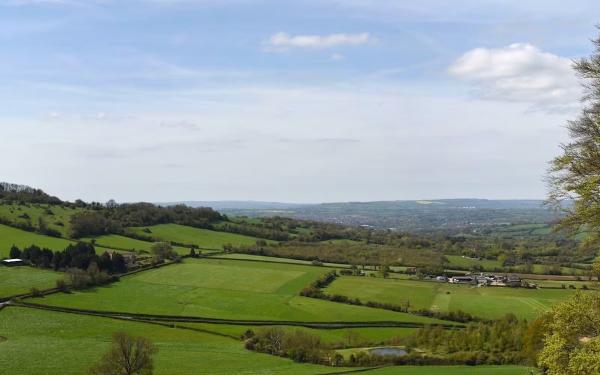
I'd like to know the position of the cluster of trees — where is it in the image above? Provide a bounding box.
[10,242,127,274]
[0,215,62,238]
[299,271,338,298]
[0,183,62,204]
[233,241,445,268]
[217,222,291,241]
[70,203,223,238]
[406,315,529,364]
[244,328,329,365]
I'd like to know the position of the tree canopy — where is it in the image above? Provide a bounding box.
[548,31,600,245]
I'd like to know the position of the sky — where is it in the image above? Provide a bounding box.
[1,0,599,203]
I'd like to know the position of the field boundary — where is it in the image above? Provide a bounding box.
[11,301,464,329]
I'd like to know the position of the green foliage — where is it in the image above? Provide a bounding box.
[235,241,445,268]
[407,315,528,364]
[548,33,600,245]
[537,292,600,375]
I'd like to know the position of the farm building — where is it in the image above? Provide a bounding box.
[449,276,475,284]
[1,258,24,267]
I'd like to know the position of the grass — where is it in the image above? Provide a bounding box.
[0,307,349,375]
[0,203,81,237]
[215,253,350,268]
[0,224,73,258]
[444,255,502,270]
[127,223,269,249]
[182,323,416,345]
[39,258,449,324]
[0,266,62,298]
[325,276,578,321]
[82,234,191,255]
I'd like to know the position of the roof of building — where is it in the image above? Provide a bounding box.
[2,258,24,263]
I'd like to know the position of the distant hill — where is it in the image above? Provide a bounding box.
[158,200,309,210]
[180,199,566,232]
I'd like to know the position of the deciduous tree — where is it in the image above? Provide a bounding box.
[90,332,158,375]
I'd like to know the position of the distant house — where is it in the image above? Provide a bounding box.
[506,275,522,287]
[1,258,24,267]
[449,276,475,284]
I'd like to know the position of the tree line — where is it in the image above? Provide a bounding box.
[9,242,127,274]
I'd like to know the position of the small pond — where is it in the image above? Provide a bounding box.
[369,347,407,357]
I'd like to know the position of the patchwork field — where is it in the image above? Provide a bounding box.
[0,266,62,298]
[38,258,448,324]
[0,307,348,375]
[82,234,191,255]
[183,323,417,345]
[127,224,268,249]
[0,224,73,258]
[325,276,577,320]
[215,253,350,268]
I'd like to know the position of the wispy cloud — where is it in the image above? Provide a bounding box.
[448,43,581,113]
[264,32,375,51]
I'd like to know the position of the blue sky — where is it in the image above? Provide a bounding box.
[1,0,599,202]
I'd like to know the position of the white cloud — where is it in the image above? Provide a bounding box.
[264,32,375,51]
[448,43,581,112]
[330,53,344,61]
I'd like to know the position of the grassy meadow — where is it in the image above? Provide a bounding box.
[182,322,417,345]
[215,253,351,268]
[0,203,79,237]
[325,276,578,321]
[38,258,448,324]
[127,223,267,249]
[0,307,349,375]
[0,224,73,258]
[82,234,191,255]
[0,266,62,298]
[444,255,503,270]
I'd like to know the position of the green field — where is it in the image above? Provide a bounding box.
[0,266,62,298]
[0,203,80,237]
[183,323,416,345]
[0,307,348,375]
[127,224,268,249]
[444,255,502,270]
[82,234,191,255]
[325,276,578,321]
[39,258,448,324]
[215,253,350,268]
[0,224,73,258]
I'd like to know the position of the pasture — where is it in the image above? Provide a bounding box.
[325,276,578,320]
[0,307,347,375]
[183,323,417,345]
[0,266,62,298]
[0,203,79,237]
[444,255,502,270]
[215,253,350,268]
[0,224,73,258]
[82,234,191,255]
[127,223,267,249]
[39,258,448,324]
